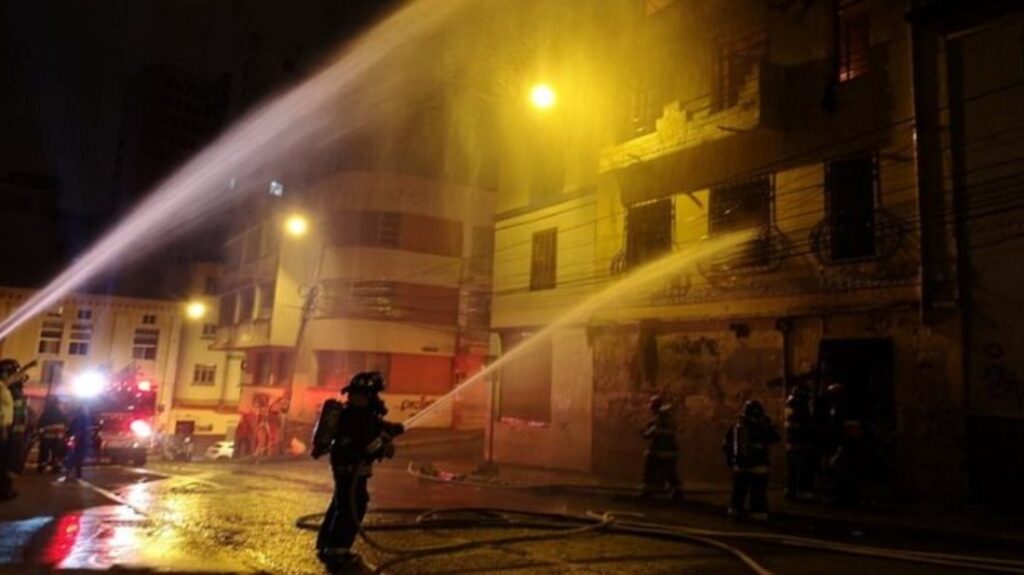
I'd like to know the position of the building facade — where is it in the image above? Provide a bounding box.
[489,0,1024,506]
[214,171,494,440]
[0,264,241,439]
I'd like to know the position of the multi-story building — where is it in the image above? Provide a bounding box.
[0,264,241,440]
[214,171,494,437]
[489,0,1024,506]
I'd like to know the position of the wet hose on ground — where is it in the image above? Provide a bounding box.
[294,465,1024,575]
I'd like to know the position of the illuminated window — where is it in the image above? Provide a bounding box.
[625,199,673,268]
[201,324,217,340]
[530,228,558,291]
[826,153,877,260]
[132,328,160,360]
[710,176,773,267]
[838,0,870,82]
[713,31,767,110]
[192,364,216,386]
[38,319,64,355]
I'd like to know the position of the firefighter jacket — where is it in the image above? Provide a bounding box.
[723,415,780,473]
[328,404,403,475]
[642,409,678,459]
[784,397,815,451]
[11,396,29,435]
[38,406,68,440]
[0,381,13,429]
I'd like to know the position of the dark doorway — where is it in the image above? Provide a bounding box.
[817,338,895,431]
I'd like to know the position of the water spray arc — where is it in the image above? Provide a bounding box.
[0,0,475,341]
[402,231,753,430]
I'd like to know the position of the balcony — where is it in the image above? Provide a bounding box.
[212,319,272,351]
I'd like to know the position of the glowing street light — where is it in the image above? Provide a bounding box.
[285,214,310,237]
[530,83,557,110]
[185,300,207,320]
[71,370,106,398]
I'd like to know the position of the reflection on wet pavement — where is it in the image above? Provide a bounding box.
[0,516,52,564]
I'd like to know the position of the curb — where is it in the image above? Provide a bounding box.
[408,462,1024,549]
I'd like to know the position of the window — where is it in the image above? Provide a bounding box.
[201,323,217,339]
[322,280,459,325]
[38,320,64,355]
[713,31,767,110]
[238,288,255,322]
[709,177,773,267]
[316,351,390,388]
[469,226,494,277]
[132,328,160,360]
[499,331,552,424]
[826,153,877,260]
[76,308,92,321]
[41,360,63,387]
[628,75,660,138]
[203,276,218,296]
[250,350,294,386]
[256,283,275,320]
[625,199,673,268]
[142,314,157,325]
[219,293,237,325]
[259,222,280,257]
[193,364,217,386]
[838,0,870,82]
[530,229,558,291]
[68,321,92,356]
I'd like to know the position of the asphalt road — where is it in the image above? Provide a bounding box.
[3,450,1023,574]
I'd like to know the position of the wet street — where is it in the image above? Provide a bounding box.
[3,443,1023,575]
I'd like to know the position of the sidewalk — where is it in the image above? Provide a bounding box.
[413,459,1024,548]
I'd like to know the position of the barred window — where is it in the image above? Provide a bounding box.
[838,0,870,82]
[132,328,160,360]
[826,153,877,260]
[625,199,673,268]
[713,31,767,110]
[709,177,773,267]
[530,228,558,291]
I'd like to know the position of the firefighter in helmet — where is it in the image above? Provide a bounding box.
[784,382,817,500]
[723,399,780,521]
[0,359,23,500]
[311,371,404,570]
[641,394,682,500]
[37,397,67,473]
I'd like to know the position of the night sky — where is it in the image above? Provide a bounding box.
[0,0,393,287]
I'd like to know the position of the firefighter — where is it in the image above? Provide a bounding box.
[825,382,869,507]
[8,379,31,474]
[65,403,92,481]
[311,371,404,570]
[784,382,817,500]
[723,400,780,521]
[641,394,682,500]
[37,398,67,473]
[0,359,19,500]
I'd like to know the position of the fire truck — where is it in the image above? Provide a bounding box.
[69,365,157,466]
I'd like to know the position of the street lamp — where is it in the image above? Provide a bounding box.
[284,214,310,237]
[185,300,207,320]
[529,83,557,110]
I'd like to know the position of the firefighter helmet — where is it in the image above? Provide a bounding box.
[0,358,20,378]
[342,371,385,395]
[742,399,765,419]
[649,394,671,413]
[787,383,810,403]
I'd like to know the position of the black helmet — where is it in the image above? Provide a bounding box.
[649,394,671,413]
[787,383,810,403]
[0,358,20,378]
[742,399,765,418]
[342,371,385,395]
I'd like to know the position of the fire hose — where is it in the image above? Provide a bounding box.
[295,459,1024,575]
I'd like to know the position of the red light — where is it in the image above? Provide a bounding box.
[137,379,152,392]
